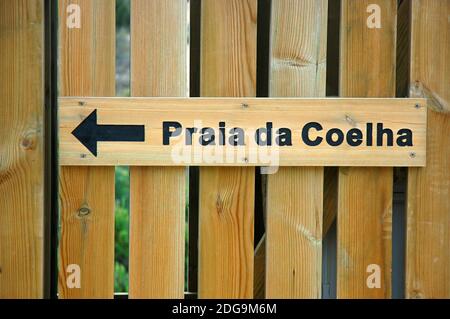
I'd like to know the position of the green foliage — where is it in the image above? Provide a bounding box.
[114,167,129,292]
[115,166,130,208]
[116,0,130,29]
[114,262,129,292]
[115,205,129,268]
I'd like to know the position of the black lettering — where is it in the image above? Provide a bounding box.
[219,122,226,145]
[229,128,245,146]
[347,128,363,147]
[302,122,323,146]
[397,128,413,147]
[276,128,292,146]
[326,128,344,146]
[200,128,215,146]
[163,121,182,145]
[186,127,197,145]
[256,122,273,146]
[377,123,393,146]
[367,123,373,146]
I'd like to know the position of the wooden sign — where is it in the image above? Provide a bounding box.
[59,97,427,167]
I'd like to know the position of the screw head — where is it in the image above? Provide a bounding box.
[410,152,417,158]
[241,103,249,109]
[415,103,421,109]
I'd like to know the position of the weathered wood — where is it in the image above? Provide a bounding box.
[0,0,45,298]
[198,0,257,298]
[59,97,426,167]
[200,0,257,98]
[198,167,255,298]
[58,167,115,298]
[337,0,396,298]
[129,167,185,298]
[406,0,450,299]
[266,0,327,299]
[129,0,187,299]
[269,0,327,97]
[338,167,393,298]
[267,168,324,298]
[58,0,115,298]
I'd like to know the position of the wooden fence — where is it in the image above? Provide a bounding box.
[0,0,449,299]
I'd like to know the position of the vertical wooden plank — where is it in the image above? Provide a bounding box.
[337,0,396,298]
[198,0,257,299]
[0,0,45,299]
[129,0,187,299]
[266,0,327,299]
[406,0,450,299]
[58,0,115,298]
[199,168,255,298]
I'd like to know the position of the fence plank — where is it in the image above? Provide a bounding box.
[337,0,396,298]
[58,0,115,298]
[266,0,327,299]
[198,0,257,298]
[129,0,187,299]
[0,0,45,298]
[406,0,450,299]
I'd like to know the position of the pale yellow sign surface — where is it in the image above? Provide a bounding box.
[59,97,427,167]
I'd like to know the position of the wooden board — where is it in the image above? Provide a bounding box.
[59,97,426,167]
[266,0,327,299]
[267,168,324,298]
[337,0,397,299]
[58,0,115,299]
[198,167,255,298]
[406,0,450,299]
[198,0,257,299]
[0,0,45,298]
[128,0,187,299]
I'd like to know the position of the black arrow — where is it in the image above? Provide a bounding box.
[72,109,145,157]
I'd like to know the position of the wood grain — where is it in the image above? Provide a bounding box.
[338,167,393,298]
[265,0,327,299]
[337,0,396,298]
[58,0,115,298]
[129,0,187,299]
[198,167,255,298]
[201,0,257,98]
[129,167,185,298]
[198,0,257,298]
[406,0,450,299]
[267,168,324,298]
[58,167,115,298]
[58,97,426,167]
[0,0,45,298]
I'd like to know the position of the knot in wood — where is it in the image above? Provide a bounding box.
[77,205,91,217]
[21,131,37,150]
